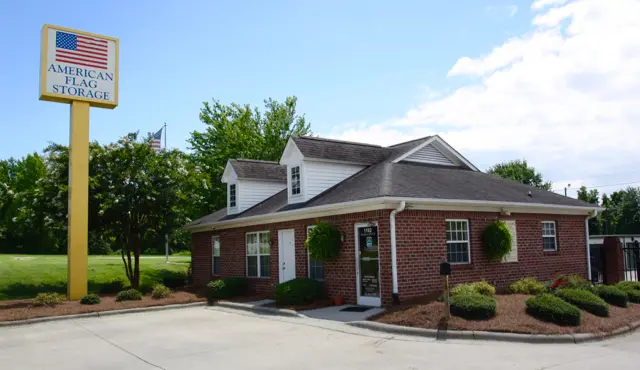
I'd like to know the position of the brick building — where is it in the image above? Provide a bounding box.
[186,135,601,307]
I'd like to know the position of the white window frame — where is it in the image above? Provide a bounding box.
[212,236,221,275]
[306,225,324,281]
[229,183,237,208]
[291,166,301,195]
[542,221,557,251]
[246,231,270,278]
[445,219,471,264]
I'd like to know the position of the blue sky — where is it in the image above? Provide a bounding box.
[1,0,639,197]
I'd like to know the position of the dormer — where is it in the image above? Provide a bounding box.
[391,135,479,170]
[280,136,385,204]
[221,159,287,215]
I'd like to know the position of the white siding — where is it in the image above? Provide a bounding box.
[305,161,365,200]
[238,180,286,212]
[404,144,456,166]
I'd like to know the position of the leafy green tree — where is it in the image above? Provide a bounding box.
[487,159,552,190]
[577,186,602,234]
[189,96,310,213]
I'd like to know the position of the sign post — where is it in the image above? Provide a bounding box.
[40,24,119,299]
[440,261,451,320]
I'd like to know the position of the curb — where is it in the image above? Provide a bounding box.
[212,301,302,318]
[346,320,640,344]
[0,302,207,328]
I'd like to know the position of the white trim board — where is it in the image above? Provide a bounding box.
[185,196,602,232]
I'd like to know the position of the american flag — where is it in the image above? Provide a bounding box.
[55,31,108,70]
[151,128,163,151]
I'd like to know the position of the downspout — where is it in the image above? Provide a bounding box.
[390,201,406,304]
[585,210,598,282]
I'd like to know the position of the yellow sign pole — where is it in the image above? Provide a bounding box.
[67,101,90,299]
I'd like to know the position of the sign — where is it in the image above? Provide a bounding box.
[440,261,451,276]
[40,24,119,109]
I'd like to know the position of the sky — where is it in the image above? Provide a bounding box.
[1,0,639,199]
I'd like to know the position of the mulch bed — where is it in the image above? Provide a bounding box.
[374,294,640,335]
[265,298,334,311]
[0,291,205,322]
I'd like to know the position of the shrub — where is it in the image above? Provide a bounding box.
[450,293,497,320]
[596,285,628,308]
[80,294,101,305]
[206,277,247,303]
[138,281,155,294]
[508,277,546,295]
[274,278,324,306]
[555,288,609,317]
[305,221,341,261]
[99,279,126,294]
[525,294,581,326]
[616,281,640,292]
[616,282,640,304]
[115,289,143,302]
[151,284,172,299]
[550,274,594,293]
[33,292,65,306]
[451,281,495,297]
[481,221,512,261]
[163,276,187,289]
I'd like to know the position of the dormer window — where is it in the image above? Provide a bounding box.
[229,184,237,207]
[291,166,301,195]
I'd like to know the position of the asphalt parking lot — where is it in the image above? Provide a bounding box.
[1,306,640,370]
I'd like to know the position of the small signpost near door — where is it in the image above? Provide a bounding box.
[440,261,451,320]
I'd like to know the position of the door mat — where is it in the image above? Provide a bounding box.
[340,306,373,312]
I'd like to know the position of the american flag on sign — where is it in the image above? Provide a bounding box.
[56,31,108,70]
[151,128,163,151]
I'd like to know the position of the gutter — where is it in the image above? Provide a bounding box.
[585,210,599,282]
[389,201,406,304]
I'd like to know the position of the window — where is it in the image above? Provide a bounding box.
[542,221,557,251]
[212,236,221,275]
[307,226,324,280]
[246,231,270,278]
[229,184,236,208]
[291,166,301,195]
[446,220,470,264]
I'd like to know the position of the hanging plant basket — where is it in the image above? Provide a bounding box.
[482,221,512,262]
[305,221,341,262]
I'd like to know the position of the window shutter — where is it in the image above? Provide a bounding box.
[503,220,518,263]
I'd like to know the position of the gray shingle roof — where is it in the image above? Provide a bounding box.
[229,159,286,183]
[292,136,389,164]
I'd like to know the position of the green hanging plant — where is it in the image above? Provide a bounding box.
[482,221,512,262]
[305,221,341,261]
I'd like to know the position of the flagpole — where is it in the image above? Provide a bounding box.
[164,122,169,263]
[163,122,167,150]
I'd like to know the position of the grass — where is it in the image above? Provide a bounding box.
[0,254,190,300]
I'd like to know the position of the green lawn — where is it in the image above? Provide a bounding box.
[0,254,190,300]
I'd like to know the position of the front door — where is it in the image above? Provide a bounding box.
[355,223,381,306]
[278,229,296,283]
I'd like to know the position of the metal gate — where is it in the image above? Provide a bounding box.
[623,240,640,281]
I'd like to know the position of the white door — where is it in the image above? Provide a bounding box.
[278,229,296,283]
[355,222,381,306]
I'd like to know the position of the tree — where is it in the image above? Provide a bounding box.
[189,96,311,213]
[90,133,205,288]
[487,159,552,190]
[577,186,602,234]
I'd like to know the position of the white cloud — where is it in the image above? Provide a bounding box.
[328,0,640,195]
[509,5,519,17]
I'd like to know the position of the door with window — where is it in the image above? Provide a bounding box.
[355,223,381,306]
[278,229,296,283]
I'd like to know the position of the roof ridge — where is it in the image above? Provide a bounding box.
[386,135,432,148]
[232,159,281,164]
[295,135,383,148]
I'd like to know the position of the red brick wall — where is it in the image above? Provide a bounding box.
[395,211,587,300]
[191,210,392,305]
[191,209,587,306]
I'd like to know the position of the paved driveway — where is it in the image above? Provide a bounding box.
[1,306,640,370]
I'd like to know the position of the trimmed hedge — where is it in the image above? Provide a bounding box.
[115,289,143,302]
[616,282,640,304]
[206,277,247,303]
[555,288,609,317]
[626,290,640,304]
[274,278,324,305]
[550,274,595,293]
[596,285,628,308]
[451,281,496,297]
[525,294,581,326]
[616,281,640,292]
[80,294,101,305]
[450,293,496,320]
[508,277,546,295]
